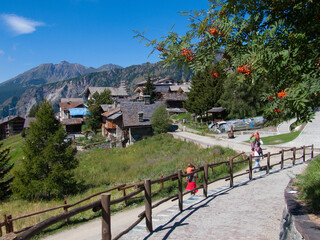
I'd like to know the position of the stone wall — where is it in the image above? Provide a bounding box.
[279,206,302,240]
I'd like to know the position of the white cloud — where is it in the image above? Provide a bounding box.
[8,56,14,62]
[1,14,45,35]
[0,49,4,55]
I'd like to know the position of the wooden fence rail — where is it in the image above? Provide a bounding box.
[0,144,315,240]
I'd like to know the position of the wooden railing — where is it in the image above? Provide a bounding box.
[0,144,314,240]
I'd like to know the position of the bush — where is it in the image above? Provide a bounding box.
[297,156,320,212]
[151,104,172,135]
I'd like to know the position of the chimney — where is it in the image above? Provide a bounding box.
[138,112,144,122]
[143,95,151,105]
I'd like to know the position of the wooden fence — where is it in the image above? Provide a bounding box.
[0,144,314,240]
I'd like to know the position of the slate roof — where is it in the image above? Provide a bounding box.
[169,84,191,93]
[0,116,25,125]
[23,117,36,128]
[60,98,84,103]
[61,118,83,125]
[207,107,226,113]
[101,106,121,118]
[137,77,179,86]
[85,86,128,98]
[120,101,162,127]
[59,102,85,111]
[155,85,170,93]
[163,92,187,101]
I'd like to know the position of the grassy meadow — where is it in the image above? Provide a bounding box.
[0,134,242,237]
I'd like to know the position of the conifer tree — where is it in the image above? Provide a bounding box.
[86,89,113,133]
[0,143,13,200]
[142,75,156,101]
[12,100,78,200]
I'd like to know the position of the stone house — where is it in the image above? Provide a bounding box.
[101,101,162,148]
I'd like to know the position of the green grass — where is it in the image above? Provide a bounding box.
[260,131,301,145]
[0,134,245,238]
[0,134,24,165]
[296,156,320,213]
[244,131,301,145]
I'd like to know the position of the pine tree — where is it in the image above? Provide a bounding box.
[12,100,78,200]
[151,104,172,134]
[86,89,114,132]
[142,75,156,101]
[0,143,13,200]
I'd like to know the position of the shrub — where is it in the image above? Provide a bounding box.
[297,156,320,212]
[151,104,172,135]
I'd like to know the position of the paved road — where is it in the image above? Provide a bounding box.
[42,113,320,240]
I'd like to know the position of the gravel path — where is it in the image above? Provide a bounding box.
[41,114,320,240]
[122,162,306,240]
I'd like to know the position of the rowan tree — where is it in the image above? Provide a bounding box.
[86,89,114,133]
[0,143,13,200]
[12,100,78,200]
[135,0,320,123]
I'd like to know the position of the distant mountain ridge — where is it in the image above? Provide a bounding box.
[0,61,192,117]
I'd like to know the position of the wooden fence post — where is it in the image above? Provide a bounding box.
[101,193,111,240]
[249,155,253,180]
[144,179,153,233]
[229,157,234,188]
[311,144,314,158]
[160,175,163,190]
[203,163,208,198]
[303,145,306,162]
[63,200,69,222]
[122,189,127,207]
[293,147,296,165]
[178,170,183,212]
[266,152,270,174]
[281,150,284,169]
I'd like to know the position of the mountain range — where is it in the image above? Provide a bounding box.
[0,61,193,117]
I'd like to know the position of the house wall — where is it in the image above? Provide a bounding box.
[129,126,153,144]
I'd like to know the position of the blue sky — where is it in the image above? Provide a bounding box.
[0,0,210,83]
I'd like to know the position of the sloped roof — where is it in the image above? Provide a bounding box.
[60,98,84,103]
[120,101,162,127]
[169,84,190,93]
[101,106,121,118]
[23,117,36,128]
[59,102,85,111]
[163,92,187,101]
[85,86,128,98]
[69,108,88,116]
[207,107,226,113]
[0,116,25,126]
[61,118,83,125]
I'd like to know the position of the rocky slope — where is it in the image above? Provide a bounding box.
[8,62,192,116]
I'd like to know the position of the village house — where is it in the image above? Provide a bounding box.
[101,100,162,148]
[0,116,25,139]
[85,81,129,102]
[58,98,87,133]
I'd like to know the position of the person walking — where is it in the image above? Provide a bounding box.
[253,142,263,173]
[185,163,198,195]
[249,133,256,151]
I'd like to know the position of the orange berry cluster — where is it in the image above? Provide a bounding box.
[208,28,219,36]
[274,108,281,113]
[238,65,251,75]
[277,90,287,99]
[156,46,163,52]
[181,48,194,62]
[210,70,219,78]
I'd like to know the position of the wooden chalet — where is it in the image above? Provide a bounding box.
[0,116,25,139]
[85,86,129,102]
[207,107,226,123]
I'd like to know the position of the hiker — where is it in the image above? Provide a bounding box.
[253,142,263,173]
[249,133,256,151]
[254,130,260,144]
[185,163,198,195]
